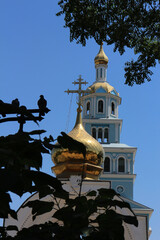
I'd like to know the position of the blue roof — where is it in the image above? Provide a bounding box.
[102,143,136,149]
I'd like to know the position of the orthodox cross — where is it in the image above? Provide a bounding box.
[65,75,90,108]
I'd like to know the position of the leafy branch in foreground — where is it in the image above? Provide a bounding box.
[0,99,138,240]
[57,0,160,85]
[6,189,138,240]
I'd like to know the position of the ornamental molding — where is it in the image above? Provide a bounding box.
[83,118,123,124]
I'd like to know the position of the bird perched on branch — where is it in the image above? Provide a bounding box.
[11,98,20,108]
[19,106,38,125]
[0,99,20,117]
[57,132,86,158]
[37,95,47,117]
[0,100,6,117]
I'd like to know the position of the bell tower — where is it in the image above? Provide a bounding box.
[82,44,136,200]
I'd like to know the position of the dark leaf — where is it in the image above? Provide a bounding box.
[38,185,54,199]
[57,132,86,158]
[86,190,97,196]
[28,130,46,135]
[6,225,19,231]
[23,200,54,220]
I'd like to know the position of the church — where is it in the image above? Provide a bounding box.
[5,45,153,239]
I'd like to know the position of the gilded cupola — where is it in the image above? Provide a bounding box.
[51,76,104,180]
[51,107,104,180]
[94,42,109,66]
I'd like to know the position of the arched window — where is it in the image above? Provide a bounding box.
[92,128,96,139]
[100,68,102,78]
[98,100,103,113]
[104,128,109,143]
[111,102,115,115]
[104,157,110,172]
[96,69,98,79]
[118,157,125,173]
[86,101,90,115]
[98,128,102,142]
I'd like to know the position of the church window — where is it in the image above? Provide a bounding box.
[92,128,96,139]
[118,157,125,173]
[86,101,90,114]
[104,128,109,143]
[96,69,98,79]
[98,128,102,142]
[100,68,102,78]
[111,102,115,115]
[98,100,103,113]
[104,157,110,172]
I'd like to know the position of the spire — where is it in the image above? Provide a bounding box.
[94,43,108,82]
[94,43,109,66]
[73,106,83,127]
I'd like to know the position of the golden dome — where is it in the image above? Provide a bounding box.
[51,108,104,179]
[94,43,109,65]
[88,81,119,96]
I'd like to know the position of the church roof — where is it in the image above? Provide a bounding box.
[68,108,104,157]
[87,81,119,96]
[102,143,137,149]
[122,196,153,217]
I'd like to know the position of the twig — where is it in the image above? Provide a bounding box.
[78,156,86,197]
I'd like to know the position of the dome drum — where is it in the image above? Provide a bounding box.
[52,161,103,180]
[52,149,103,166]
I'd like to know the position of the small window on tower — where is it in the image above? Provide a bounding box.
[111,102,115,115]
[104,157,110,172]
[118,157,125,173]
[104,128,109,143]
[98,100,103,113]
[100,68,102,78]
[98,128,102,142]
[96,69,98,79]
[86,101,90,115]
[92,128,96,139]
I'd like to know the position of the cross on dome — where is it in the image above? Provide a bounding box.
[65,75,90,109]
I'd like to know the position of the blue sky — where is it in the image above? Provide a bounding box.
[0,1,160,239]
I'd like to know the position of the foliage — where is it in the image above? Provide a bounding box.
[0,100,138,240]
[2,189,138,240]
[57,0,160,85]
[0,130,65,220]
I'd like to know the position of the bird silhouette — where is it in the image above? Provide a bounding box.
[19,106,38,125]
[57,132,86,158]
[0,99,20,117]
[11,98,20,108]
[0,100,6,117]
[37,95,47,116]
